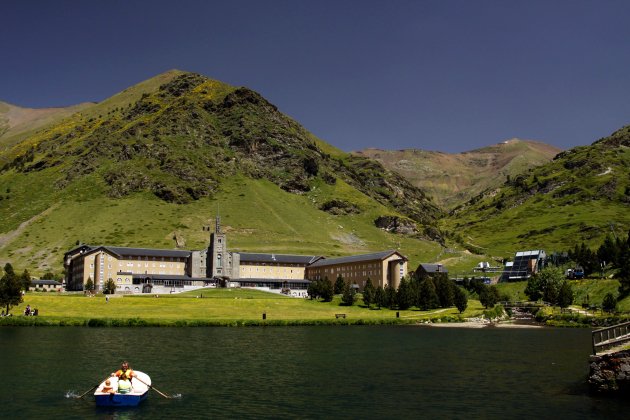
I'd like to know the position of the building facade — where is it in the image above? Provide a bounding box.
[64,217,409,295]
[305,250,408,290]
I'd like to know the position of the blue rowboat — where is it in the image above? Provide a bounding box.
[94,371,151,407]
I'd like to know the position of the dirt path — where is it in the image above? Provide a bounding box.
[0,204,59,249]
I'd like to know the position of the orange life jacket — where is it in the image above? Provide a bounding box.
[116,368,134,380]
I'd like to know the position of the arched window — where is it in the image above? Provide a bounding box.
[217,254,222,268]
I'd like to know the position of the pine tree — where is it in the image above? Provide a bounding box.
[320,277,334,302]
[341,281,355,306]
[453,286,468,313]
[334,275,345,295]
[374,285,385,309]
[434,274,454,308]
[396,277,412,310]
[602,292,617,313]
[384,284,397,309]
[417,277,439,310]
[21,269,31,292]
[557,281,574,308]
[362,278,374,308]
[617,247,630,298]
[85,277,95,293]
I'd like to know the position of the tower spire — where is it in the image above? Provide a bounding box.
[215,205,221,234]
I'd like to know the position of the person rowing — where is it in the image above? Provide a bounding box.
[112,361,136,394]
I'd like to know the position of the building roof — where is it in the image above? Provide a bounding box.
[418,263,448,274]
[308,250,406,268]
[131,274,207,281]
[234,278,311,284]
[237,253,323,265]
[75,245,191,259]
[515,250,546,258]
[31,280,62,285]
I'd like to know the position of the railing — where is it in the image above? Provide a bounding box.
[592,321,630,355]
[499,301,549,308]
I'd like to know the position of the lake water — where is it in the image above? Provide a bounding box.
[1,326,628,419]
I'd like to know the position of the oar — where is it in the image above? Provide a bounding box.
[76,376,109,399]
[133,376,172,399]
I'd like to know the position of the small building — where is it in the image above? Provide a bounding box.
[30,279,63,292]
[500,250,546,282]
[414,263,448,279]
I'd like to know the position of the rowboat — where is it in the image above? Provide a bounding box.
[93,371,151,407]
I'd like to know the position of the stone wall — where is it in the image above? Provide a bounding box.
[589,350,630,394]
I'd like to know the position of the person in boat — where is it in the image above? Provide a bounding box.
[112,361,136,394]
[99,379,115,394]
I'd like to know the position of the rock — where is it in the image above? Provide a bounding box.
[589,350,630,394]
[374,215,418,235]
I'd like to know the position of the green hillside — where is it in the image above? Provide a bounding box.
[445,125,630,257]
[0,71,447,274]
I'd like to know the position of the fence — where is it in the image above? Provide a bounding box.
[592,321,630,354]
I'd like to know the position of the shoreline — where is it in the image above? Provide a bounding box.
[420,319,544,329]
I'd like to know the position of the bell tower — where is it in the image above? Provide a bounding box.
[208,215,229,278]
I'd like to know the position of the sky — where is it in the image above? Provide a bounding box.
[2,0,630,153]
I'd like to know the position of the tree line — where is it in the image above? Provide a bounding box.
[564,230,630,298]
[308,271,474,313]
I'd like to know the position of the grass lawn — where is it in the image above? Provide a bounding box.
[4,288,486,326]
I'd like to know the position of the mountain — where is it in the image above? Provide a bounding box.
[0,100,93,150]
[0,71,444,273]
[445,125,630,256]
[354,139,561,209]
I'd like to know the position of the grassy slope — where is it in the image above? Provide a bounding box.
[0,173,443,273]
[445,129,630,258]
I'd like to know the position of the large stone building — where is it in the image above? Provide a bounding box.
[64,216,408,295]
[305,250,408,290]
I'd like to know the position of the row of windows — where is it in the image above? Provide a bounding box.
[242,267,296,273]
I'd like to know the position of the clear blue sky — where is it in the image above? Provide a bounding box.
[2,0,629,153]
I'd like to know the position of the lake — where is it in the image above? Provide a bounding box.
[1,325,628,419]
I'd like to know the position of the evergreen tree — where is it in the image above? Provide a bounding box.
[85,277,95,293]
[374,285,385,309]
[557,281,574,308]
[396,277,413,310]
[617,247,630,298]
[20,269,31,292]
[479,285,499,308]
[453,286,468,313]
[341,281,356,306]
[103,278,117,295]
[602,292,617,313]
[0,263,23,315]
[384,284,397,309]
[320,277,334,302]
[417,277,439,310]
[434,274,454,308]
[334,275,345,295]
[362,278,374,308]
[597,234,619,267]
